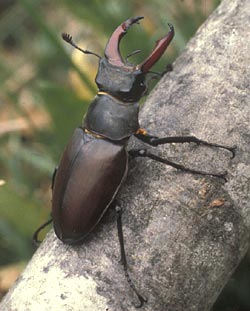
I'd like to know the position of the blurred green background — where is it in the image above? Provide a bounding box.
[0,0,249,309]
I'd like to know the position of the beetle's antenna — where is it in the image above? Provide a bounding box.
[62,33,101,59]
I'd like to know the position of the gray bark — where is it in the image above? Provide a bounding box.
[1,0,249,310]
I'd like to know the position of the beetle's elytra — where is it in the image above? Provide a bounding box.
[34,17,236,308]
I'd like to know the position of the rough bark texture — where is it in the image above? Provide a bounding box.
[1,0,249,310]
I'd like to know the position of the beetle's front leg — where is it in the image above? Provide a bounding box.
[129,148,227,181]
[144,65,174,96]
[147,63,173,79]
[135,131,236,158]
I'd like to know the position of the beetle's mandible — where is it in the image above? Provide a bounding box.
[34,16,236,308]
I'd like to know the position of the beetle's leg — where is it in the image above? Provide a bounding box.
[147,63,173,79]
[32,218,53,246]
[51,166,58,190]
[144,64,174,96]
[33,167,57,245]
[129,149,228,181]
[116,205,147,308]
[135,132,236,158]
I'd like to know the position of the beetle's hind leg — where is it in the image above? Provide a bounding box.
[32,218,53,246]
[129,149,228,181]
[51,166,58,190]
[33,167,57,245]
[135,132,236,158]
[116,205,147,308]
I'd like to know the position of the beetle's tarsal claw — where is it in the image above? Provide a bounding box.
[133,294,147,308]
[217,171,228,182]
[229,145,237,159]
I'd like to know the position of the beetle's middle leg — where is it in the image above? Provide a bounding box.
[135,131,236,158]
[115,204,147,308]
[129,149,228,181]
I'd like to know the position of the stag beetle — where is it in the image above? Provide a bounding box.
[34,17,235,307]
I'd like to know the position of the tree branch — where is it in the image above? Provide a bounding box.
[1,0,249,310]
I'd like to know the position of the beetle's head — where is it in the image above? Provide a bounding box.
[95,16,174,102]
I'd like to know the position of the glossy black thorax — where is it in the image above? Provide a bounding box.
[83,93,140,141]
